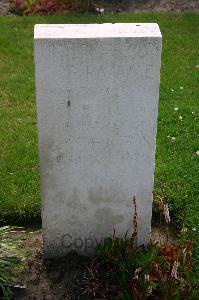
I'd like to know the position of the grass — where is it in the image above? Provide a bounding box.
[0,14,198,250]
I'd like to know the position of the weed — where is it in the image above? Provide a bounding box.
[10,0,94,15]
[82,196,199,299]
[0,227,21,299]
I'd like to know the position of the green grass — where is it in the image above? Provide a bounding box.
[0,14,198,248]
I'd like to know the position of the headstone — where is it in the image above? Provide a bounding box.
[34,23,162,258]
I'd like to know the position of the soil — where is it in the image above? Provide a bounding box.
[10,230,88,300]
[0,0,199,16]
[94,0,199,13]
[0,0,12,15]
[1,227,175,300]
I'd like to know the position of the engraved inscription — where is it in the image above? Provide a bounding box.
[46,39,159,165]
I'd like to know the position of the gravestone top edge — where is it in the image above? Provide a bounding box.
[34,23,162,39]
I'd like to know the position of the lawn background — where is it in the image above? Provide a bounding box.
[0,14,198,251]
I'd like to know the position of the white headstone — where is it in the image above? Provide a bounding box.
[34,23,162,258]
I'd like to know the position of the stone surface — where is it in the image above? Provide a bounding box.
[34,23,162,258]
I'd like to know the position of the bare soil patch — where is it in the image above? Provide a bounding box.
[94,0,199,13]
[0,0,199,16]
[0,0,11,15]
[12,230,88,300]
[2,227,174,300]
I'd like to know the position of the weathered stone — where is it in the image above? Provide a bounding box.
[34,23,162,258]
